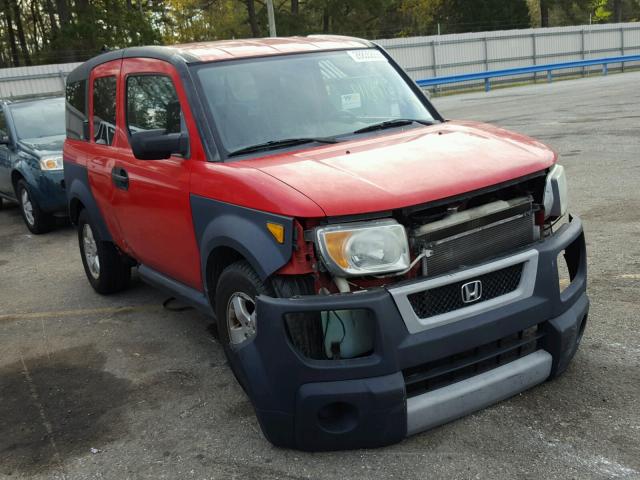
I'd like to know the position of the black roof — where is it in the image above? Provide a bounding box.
[66,46,199,84]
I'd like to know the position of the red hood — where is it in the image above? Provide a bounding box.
[239,121,556,217]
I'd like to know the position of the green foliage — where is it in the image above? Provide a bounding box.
[2,0,640,67]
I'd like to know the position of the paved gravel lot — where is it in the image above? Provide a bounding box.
[1,71,639,480]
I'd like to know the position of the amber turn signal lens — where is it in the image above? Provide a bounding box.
[267,222,285,244]
[323,231,351,268]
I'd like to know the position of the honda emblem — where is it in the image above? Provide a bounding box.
[461,280,483,303]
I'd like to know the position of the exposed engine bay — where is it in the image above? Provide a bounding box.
[289,170,562,361]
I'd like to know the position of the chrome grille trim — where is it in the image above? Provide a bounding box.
[388,250,539,334]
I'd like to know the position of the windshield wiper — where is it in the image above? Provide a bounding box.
[228,137,339,157]
[353,119,433,135]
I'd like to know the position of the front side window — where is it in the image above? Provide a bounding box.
[195,48,436,157]
[9,97,65,143]
[126,75,182,134]
[66,79,87,140]
[93,76,117,145]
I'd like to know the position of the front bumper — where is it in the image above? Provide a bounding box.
[232,216,588,451]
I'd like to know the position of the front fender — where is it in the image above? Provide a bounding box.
[190,194,294,290]
[12,155,39,192]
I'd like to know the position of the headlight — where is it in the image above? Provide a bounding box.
[315,219,410,276]
[40,156,63,171]
[543,164,568,219]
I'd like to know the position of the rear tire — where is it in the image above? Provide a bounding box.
[78,209,131,294]
[17,180,54,234]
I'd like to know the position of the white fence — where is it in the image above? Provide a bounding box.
[0,62,80,99]
[2,22,640,99]
[377,21,640,88]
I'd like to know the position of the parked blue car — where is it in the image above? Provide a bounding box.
[0,96,67,233]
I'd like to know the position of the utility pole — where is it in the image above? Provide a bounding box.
[267,0,277,37]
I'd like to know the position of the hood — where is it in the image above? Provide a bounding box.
[241,121,556,217]
[18,135,65,156]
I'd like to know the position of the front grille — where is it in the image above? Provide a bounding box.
[420,212,534,277]
[408,263,523,319]
[403,325,544,398]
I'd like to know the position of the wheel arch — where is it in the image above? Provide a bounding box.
[205,245,248,306]
[192,195,295,300]
[11,170,24,192]
[64,162,112,241]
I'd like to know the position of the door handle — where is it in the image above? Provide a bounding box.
[111,167,129,190]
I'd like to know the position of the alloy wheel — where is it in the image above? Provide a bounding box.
[226,292,257,345]
[21,189,34,226]
[82,223,100,279]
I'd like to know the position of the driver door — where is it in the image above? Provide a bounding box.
[110,58,203,290]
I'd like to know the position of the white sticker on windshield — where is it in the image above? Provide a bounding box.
[341,93,362,110]
[346,49,386,62]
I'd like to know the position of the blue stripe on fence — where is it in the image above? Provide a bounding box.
[416,54,640,92]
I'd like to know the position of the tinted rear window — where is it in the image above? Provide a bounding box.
[66,79,87,140]
[93,76,117,146]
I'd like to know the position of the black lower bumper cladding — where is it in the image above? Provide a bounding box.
[229,216,588,451]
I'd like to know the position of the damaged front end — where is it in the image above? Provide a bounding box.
[232,166,587,451]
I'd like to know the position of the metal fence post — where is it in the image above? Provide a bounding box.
[483,36,489,71]
[532,33,537,83]
[59,70,66,94]
[431,40,437,77]
[621,26,625,72]
[581,27,586,77]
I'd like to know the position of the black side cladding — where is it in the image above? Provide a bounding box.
[189,194,294,288]
[63,160,112,241]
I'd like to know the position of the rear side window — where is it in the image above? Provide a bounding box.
[66,79,87,140]
[0,110,7,140]
[126,75,182,134]
[93,76,117,145]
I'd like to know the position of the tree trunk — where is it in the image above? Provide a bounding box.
[55,0,70,27]
[12,0,32,65]
[291,0,298,15]
[245,0,259,37]
[613,0,622,23]
[540,0,550,27]
[323,4,330,33]
[2,0,21,66]
[30,0,45,51]
[44,0,59,38]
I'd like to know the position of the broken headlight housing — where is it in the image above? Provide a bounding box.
[315,219,410,277]
[543,164,568,219]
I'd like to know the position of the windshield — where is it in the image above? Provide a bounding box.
[195,49,437,156]
[10,97,65,141]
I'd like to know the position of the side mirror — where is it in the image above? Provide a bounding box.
[130,129,189,160]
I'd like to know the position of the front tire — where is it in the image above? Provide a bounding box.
[17,180,53,234]
[214,262,325,389]
[215,261,272,389]
[78,209,131,294]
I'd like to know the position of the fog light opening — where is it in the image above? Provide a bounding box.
[557,250,572,293]
[317,402,358,434]
[284,309,374,360]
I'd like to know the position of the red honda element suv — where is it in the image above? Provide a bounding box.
[63,36,588,451]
